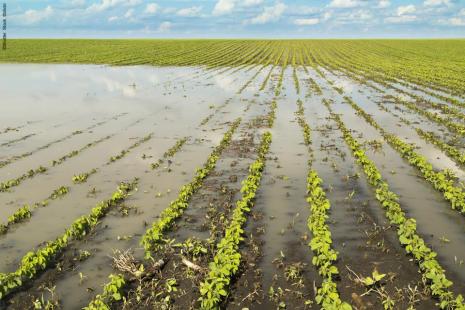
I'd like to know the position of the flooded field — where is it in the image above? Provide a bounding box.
[0,59,465,310]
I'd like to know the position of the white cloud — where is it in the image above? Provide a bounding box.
[385,15,417,23]
[177,6,202,17]
[124,9,134,18]
[424,0,450,6]
[157,21,172,32]
[378,0,390,8]
[247,2,286,24]
[244,0,264,7]
[145,3,159,14]
[448,17,465,25]
[332,9,373,24]
[385,4,417,23]
[323,11,332,21]
[350,9,372,21]
[87,0,141,13]
[328,0,360,9]
[211,0,270,15]
[108,15,119,22]
[70,0,86,7]
[18,5,54,25]
[460,8,465,16]
[397,5,416,16]
[213,0,235,16]
[294,18,320,25]
[162,7,177,14]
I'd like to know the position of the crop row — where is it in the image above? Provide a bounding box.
[140,118,241,257]
[85,274,126,310]
[199,99,233,127]
[151,137,188,170]
[344,96,465,215]
[0,133,36,148]
[0,113,127,169]
[52,135,112,166]
[0,180,138,300]
[0,185,69,235]
[414,129,465,166]
[392,89,465,122]
[295,100,311,145]
[293,66,301,95]
[324,99,464,309]
[237,65,266,94]
[0,133,116,192]
[295,99,350,309]
[73,169,98,184]
[109,134,153,163]
[199,131,272,309]
[267,100,278,128]
[274,49,290,97]
[0,166,47,192]
[1,130,182,240]
[374,100,465,168]
[388,96,465,137]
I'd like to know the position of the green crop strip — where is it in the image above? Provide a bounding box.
[389,96,465,137]
[0,185,70,235]
[375,100,465,168]
[0,166,47,192]
[267,100,278,128]
[415,129,465,166]
[275,49,289,97]
[0,134,113,192]
[108,133,153,163]
[387,87,465,121]
[150,137,189,170]
[307,171,352,309]
[0,113,127,169]
[237,65,265,94]
[84,274,126,310]
[199,131,272,309]
[343,96,465,215]
[295,99,351,309]
[198,100,232,127]
[73,169,98,184]
[0,132,184,237]
[324,99,464,309]
[52,135,112,166]
[0,134,183,236]
[295,100,311,145]
[293,66,301,95]
[0,133,36,148]
[140,119,241,257]
[0,180,137,300]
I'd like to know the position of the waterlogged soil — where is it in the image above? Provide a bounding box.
[312,68,465,295]
[1,63,464,309]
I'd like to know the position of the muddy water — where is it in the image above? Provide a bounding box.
[51,86,266,307]
[327,67,465,114]
[256,67,320,308]
[0,64,256,262]
[0,64,270,308]
[301,67,435,308]
[312,69,465,295]
[321,69,465,182]
[2,62,465,308]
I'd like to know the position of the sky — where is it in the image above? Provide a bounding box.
[4,0,465,38]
